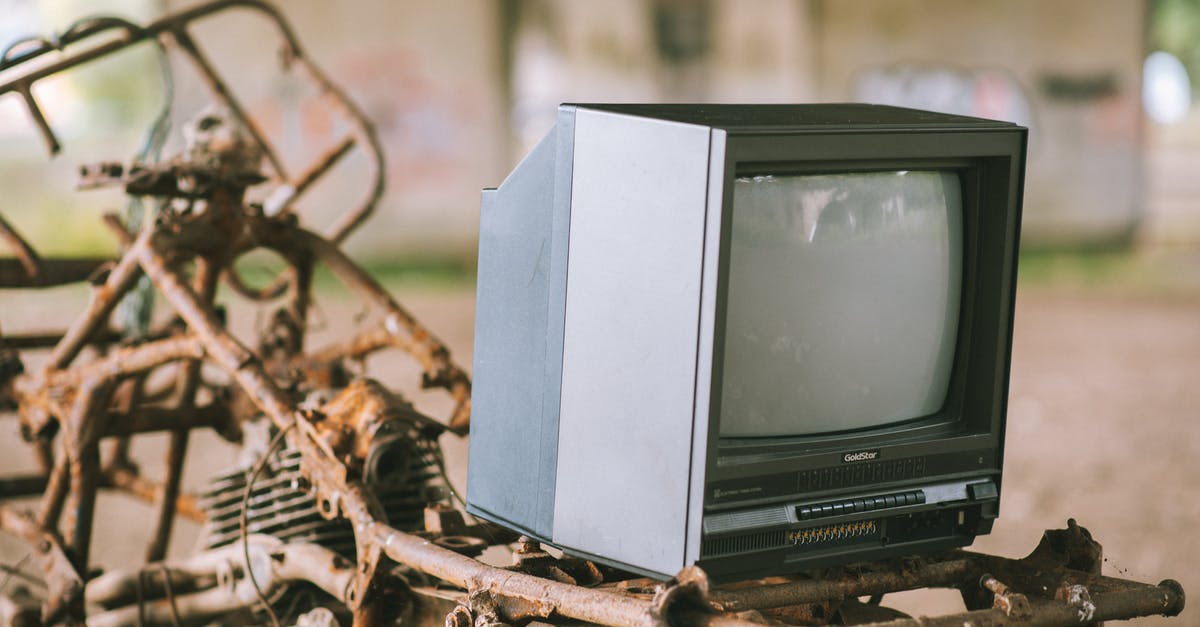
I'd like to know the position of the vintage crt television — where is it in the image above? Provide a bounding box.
[467,104,1026,580]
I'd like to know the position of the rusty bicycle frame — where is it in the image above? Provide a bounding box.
[0,1,1186,625]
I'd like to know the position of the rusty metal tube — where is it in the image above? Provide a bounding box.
[861,583,1185,627]
[168,29,288,182]
[306,323,414,363]
[269,134,356,218]
[0,506,83,609]
[47,231,148,369]
[0,212,40,277]
[0,258,113,289]
[45,335,204,386]
[369,521,656,626]
[102,403,234,437]
[145,258,218,563]
[0,330,123,350]
[36,449,69,528]
[101,465,205,523]
[60,379,111,583]
[291,62,385,245]
[145,433,189,561]
[15,82,60,154]
[87,539,352,614]
[0,474,48,498]
[87,579,271,627]
[710,558,976,612]
[0,2,297,101]
[133,242,295,429]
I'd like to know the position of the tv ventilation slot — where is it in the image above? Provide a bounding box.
[704,508,792,534]
[701,529,789,557]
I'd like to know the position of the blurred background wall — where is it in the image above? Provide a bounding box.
[0,0,1197,261]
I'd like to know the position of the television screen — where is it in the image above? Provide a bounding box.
[720,170,963,437]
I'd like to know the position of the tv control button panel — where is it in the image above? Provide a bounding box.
[702,478,997,537]
[795,489,926,521]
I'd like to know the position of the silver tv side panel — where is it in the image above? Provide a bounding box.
[467,117,574,538]
[552,109,712,577]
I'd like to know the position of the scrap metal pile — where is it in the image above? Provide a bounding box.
[0,1,1185,625]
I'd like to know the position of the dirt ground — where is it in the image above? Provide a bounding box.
[887,285,1200,624]
[0,270,1197,625]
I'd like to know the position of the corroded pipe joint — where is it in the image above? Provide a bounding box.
[1159,579,1186,617]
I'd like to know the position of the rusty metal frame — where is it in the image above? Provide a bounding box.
[0,1,1186,625]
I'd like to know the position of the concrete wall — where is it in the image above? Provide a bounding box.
[0,0,1166,257]
[510,0,1147,248]
[169,0,509,257]
[815,0,1146,247]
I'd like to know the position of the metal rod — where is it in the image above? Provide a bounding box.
[145,430,188,563]
[60,379,112,600]
[286,250,313,353]
[270,134,355,217]
[133,241,294,429]
[46,231,148,369]
[36,447,69,529]
[15,83,60,155]
[101,466,205,523]
[45,335,204,387]
[0,212,40,277]
[0,505,84,622]
[145,258,217,563]
[857,585,1185,627]
[0,1,302,100]
[168,29,288,182]
[102,403,233,437]
[0,330,123,351]
[369,522,656,627]
[306,324,413,363]
[0,258,113,288]
[710,558,977,612]
[0,474,49,498]
[32,437,54,474]
[289,61,385,244]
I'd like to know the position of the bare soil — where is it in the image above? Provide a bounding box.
[0,280,1196,624]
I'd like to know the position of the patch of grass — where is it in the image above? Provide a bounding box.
[304,257,476,295]
[1017,248,1200,297]
[1018,250,1138,285]
[228,257,476,299]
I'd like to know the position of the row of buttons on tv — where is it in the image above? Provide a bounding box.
[797,456,928,491]
[795,490,926,521]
